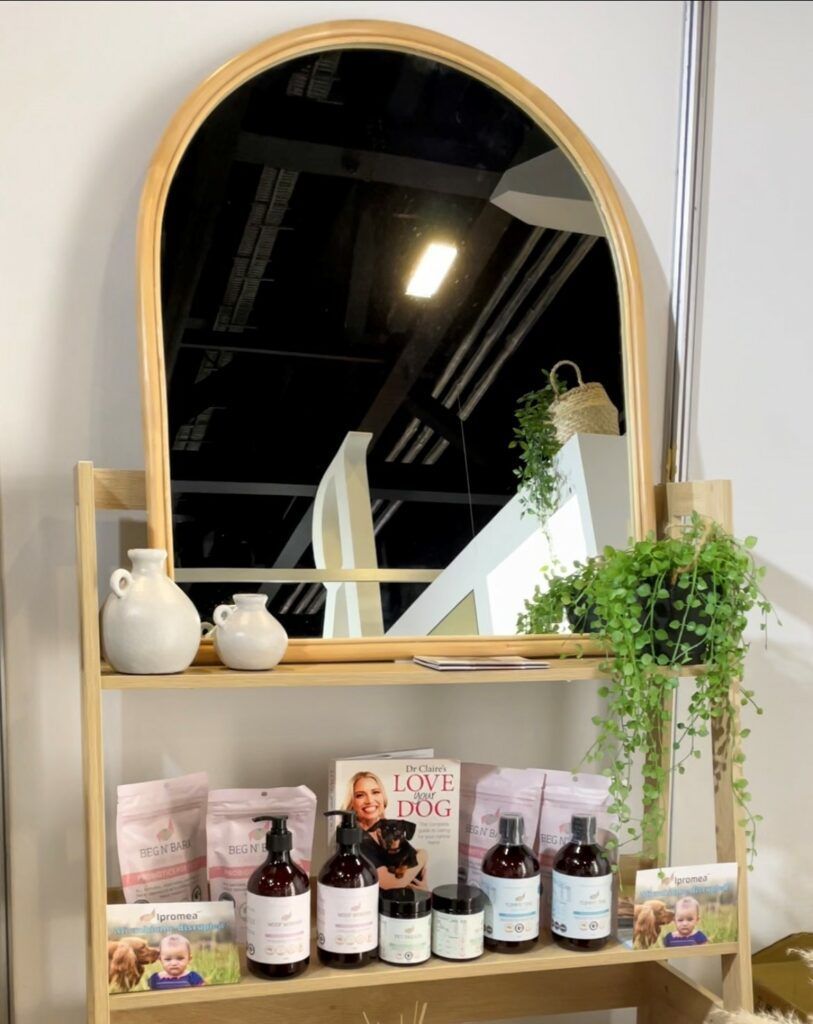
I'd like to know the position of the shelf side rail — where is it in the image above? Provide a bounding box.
[655,479,753,1012]
[76,462,111,1023]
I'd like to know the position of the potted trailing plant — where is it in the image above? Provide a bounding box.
[517,514,772,864]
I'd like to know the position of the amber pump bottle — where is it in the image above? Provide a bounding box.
[551,813,612,951]
[245,815,310,979]
[317,810,379,969]
[481,812,540,953]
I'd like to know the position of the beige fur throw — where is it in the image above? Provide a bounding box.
[706,949,813,1024]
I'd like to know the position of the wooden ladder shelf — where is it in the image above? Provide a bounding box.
[76,463,753,1024]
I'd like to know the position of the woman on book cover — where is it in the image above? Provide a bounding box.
[344,770,428,890]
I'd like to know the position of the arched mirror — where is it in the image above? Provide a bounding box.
[139,22,652,651]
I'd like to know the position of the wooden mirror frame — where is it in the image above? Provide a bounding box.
[137,19,654,662]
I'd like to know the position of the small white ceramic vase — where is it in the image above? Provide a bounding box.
[213,593,288,670]
[102,549,201,674]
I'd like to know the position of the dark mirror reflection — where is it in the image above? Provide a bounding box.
[162,47,626,639]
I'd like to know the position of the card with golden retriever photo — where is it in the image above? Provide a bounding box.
[107,902,240,994]
[618,862,738,950]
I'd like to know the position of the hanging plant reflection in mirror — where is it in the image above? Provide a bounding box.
[511,359,619,534]
[510,366,566,530]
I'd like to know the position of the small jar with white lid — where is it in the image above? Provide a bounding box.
[379,888,432,965]
[431,884,485,961]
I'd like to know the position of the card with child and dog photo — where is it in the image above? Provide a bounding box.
[617,862,739,950]
[329,752,460,892]
[107,902,240,994]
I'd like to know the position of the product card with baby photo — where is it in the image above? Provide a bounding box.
[620,862,739,950]
[107,902,240,994]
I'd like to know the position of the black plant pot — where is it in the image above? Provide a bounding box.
[565,599,602,635]
[562,576,713,662]
[650,575,713,664]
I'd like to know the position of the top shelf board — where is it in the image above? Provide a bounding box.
[100,658,703,690]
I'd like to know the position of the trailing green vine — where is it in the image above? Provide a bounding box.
[517,514,773,866]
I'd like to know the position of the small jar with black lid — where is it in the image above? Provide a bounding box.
[379,888,432,965]
[431,884,485,961]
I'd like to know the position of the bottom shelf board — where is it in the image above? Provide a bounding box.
[110,934,737,1011]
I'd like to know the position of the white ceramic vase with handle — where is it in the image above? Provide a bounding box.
[102,548,201,674]
[213,593,288,670]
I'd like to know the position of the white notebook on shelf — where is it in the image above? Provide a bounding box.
[412,655,550,671]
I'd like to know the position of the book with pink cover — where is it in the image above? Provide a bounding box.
[329,751,459,892]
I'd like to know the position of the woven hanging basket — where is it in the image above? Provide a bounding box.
[548,360,620,445]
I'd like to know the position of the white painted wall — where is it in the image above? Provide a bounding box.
[672,0,813,955]
[390,435,629,637]
[0,2,683,1021]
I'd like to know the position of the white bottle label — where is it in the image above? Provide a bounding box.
[481,874,540,941]
[379,914,432,964]
[245,890,310,965]
[431,910,484,960]
[317,882,378,953]
[551,870,612,939]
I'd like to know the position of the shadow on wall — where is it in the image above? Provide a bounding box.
[734,635,812,949]
[2,481,91,1022]
[589,160,672,484]
[4,68,215,1024]
[756,556,813,632]
[668,539,813,952]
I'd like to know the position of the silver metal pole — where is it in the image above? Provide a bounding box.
[666,0,714,485]
[666,0,715,869]
[0,550,10,1023]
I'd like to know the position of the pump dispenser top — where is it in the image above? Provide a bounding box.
[251,814,292,853]
[324,809,363,846]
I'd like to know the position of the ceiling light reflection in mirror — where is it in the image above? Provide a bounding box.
[406,242,458,298]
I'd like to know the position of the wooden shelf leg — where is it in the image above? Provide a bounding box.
[642,685,677,866]
[641,963,724,1024]
[76,463,110,1023]
[713,676,753,1013]
[654,480,753,1013]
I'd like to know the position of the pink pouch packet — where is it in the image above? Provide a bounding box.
[537,768,614,926]
[116,771,209,903]
[458,763,546,888]
[207,786,317,940]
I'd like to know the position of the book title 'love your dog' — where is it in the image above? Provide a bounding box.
[329,753,461,893]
